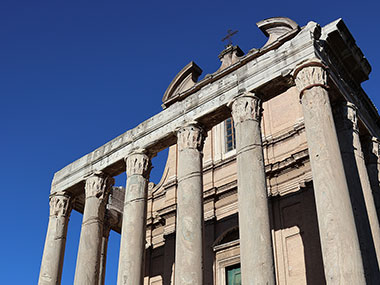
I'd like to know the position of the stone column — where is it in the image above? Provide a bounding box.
[229,93,275,285]
[364,137,380,219]
[74,172,114,285]
[174,123,206,285]
[39,192,72,285]
[294,59,365,284]
[98,221,111,285]
[117,150,151,285]
[335,102,380,274]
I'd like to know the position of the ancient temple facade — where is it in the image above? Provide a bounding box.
[39,17,380,285]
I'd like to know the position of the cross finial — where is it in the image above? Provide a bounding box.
[222,29,238,47]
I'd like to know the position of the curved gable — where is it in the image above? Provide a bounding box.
[162,61,202,108]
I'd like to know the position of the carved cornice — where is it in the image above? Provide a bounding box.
[177,122,206,152]
[293,59,329,99]
[84,171,114,201]
[49,192,72,218]
[229,92,262,123]
[125,150,152,178]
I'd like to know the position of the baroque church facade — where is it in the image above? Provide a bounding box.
[39,17,380,285]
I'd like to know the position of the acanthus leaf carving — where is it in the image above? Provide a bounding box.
[85,171,115,201]
[293,60,329,99]
[230,92,262,124]
[125,150,152,178]
[177,123,206,152]
[49,193,72,218]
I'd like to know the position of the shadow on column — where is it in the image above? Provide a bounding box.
[337,130,380,284]
[363,138,380,222]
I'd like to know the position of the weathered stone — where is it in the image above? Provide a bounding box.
[294,59,366,284]
[334,102,380,282]
[230,92,275,285]
[98,222,111,285]
[39,17,380,285]
[364,137,380,219]
[174,123,206,285]
[117,150,151,285]
[74,172,114,285]
[39,193,72,285]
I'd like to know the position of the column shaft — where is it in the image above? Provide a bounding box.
[74,172,114,285]
[117,151,151,285]
[98,224,110,285]
[365,137,380,220]
[39,193,72,285]
[230,93,275,285]
[294,60,365,284]
[336,103,380,275]
[174,123,206,285]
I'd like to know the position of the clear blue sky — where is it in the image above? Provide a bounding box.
[1,1,379,284]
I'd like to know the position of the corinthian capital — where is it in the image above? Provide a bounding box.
[84,171,114,201]
[49,192,72,218]
[125,150,152,177]
[177,122,206,152]
[293,59,329,98]
[229,92,262,123]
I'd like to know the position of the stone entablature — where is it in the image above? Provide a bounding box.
[39,17,380,285]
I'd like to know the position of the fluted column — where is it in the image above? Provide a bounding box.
[335,102,380,274]
[174,123,206,285]
[294,59,365,284]
[39,192,72,285]
[229,93,275,285]
[365,137,380,219]
[74,172,114,285]
[98,221,111,285]
[117,150,151,285]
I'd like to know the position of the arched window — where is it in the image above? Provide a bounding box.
[213,227,241,285]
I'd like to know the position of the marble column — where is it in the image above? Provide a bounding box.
[174,123,206,285]
[335,102,380,275]
[74,172,114,285]
[98,221,111,285]
[117,150,151,285]
[229,93,275,285]
[39,192,72,285]
[365,137,380,219]
[294,59,365,284]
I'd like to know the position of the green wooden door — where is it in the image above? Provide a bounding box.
[226,264,241,285]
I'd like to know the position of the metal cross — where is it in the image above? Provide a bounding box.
[222,29,238,46]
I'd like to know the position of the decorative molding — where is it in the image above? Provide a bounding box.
[293,59,329,99]
[125,150,152,177]
[49,192,72,218]
[162,61,202,108]
[256,17,300,48]
[177,122,206,151]
[84,171,114,201]
[229,92,262,123]
[218,45,244,71]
